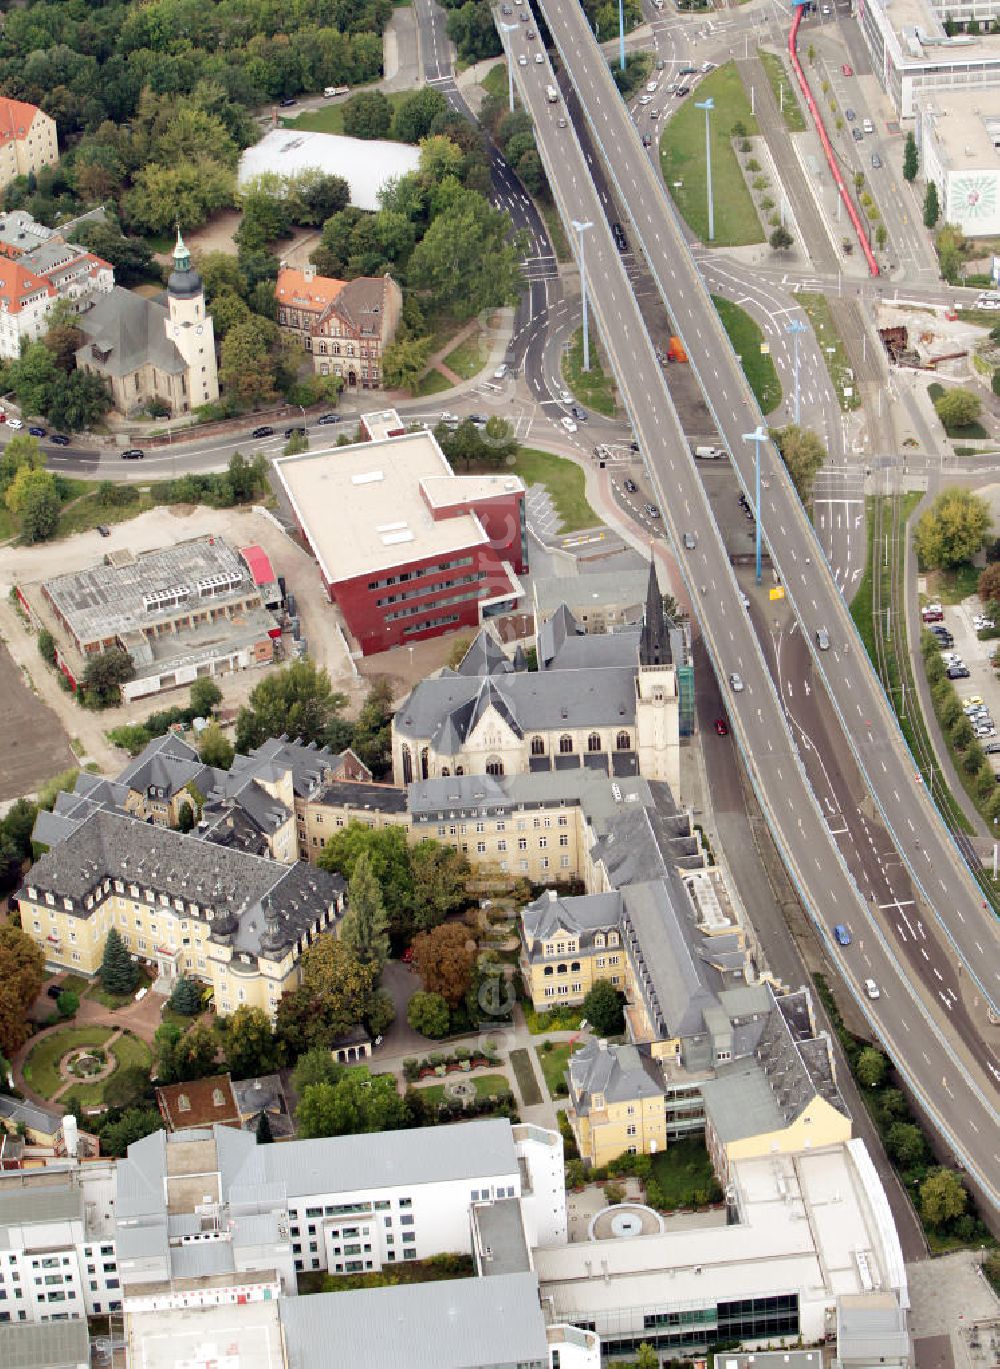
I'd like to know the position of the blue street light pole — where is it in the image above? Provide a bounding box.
[695,97,714,242]
[500,23,519,113]
[619,0,626,71]
[572,219,594,372]
[744,425,768,584]
[786,319,808,426]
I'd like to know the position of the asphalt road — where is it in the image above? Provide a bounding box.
[509,1,1000,1209]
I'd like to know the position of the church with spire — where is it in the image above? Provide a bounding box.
[75,228,219,418]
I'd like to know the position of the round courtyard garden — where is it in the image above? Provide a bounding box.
[22,1025,153,1111]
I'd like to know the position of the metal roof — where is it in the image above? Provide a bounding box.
[0,1320,90,1369]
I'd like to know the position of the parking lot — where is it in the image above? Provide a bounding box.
[925,598,1000,768]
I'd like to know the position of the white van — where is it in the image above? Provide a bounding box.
[546,85,559,104]
[493,363,508,381]
[694,445,724,459]
[862,117,874,133]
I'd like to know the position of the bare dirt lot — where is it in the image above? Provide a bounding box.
[0,638,76,803]
[0,504,358,778]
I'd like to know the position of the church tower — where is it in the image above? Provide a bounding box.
[165,230,219,410]
[635,558,681,795]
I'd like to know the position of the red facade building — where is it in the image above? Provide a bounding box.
[274,425,526,656]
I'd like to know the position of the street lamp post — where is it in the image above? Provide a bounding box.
[500,23,519,113]
[572,219,594,372]
[786,319,808,426]
[743,425,768,584]
[695,97,715,242]
[618,0,626,71]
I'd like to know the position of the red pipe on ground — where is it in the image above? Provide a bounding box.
[787,6,879,276]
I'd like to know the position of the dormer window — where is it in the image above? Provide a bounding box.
[608,931,619,947]
[594,933,605,948]
[212,1089,225,1107]
[178,1095,190,1112]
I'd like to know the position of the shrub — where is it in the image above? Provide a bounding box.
[604,1181,626,1205]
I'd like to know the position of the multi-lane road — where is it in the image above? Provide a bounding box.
[502,3,999,1209]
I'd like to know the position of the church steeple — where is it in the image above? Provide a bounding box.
[172,228,190,274]
[640,558,671,667]
[167,227,203,300]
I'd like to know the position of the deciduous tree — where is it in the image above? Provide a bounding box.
[341,851,390,969]
[275,939,380,1056]
[342,90,393,139]
[411,923,478,1008]
[913,487,990,569]
[221,1004,279,1079]
[0,926,45,1056]
[933,386,981,430]
[855,1046,887,1089]
[198,722,235,770]
[381,335,432,394]
[771,425,826,504]
[235,659,349,751]
[80,648,135,708]
[581,979,625,1036]
[920,1167,967,1227]
[5,467,60,542]
[406,989,451,1038]
[296,1067,407,1138]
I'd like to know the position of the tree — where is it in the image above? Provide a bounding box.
[351,678,395,777]
[57,990,79,1017]
[903,130,918,182]
[102,1064,154,1112]
[5,467,60,542]
[219,316,279,407]
[190,677,223,717]
[855,1046,887,1088]
[406,989,451,1038]
[886,1121,926,1169]
[168,977,202,1016]
[913,487,990,569]
[381,334,432,393]
[198,721,235,770]
[155,1020,219,1083]
[0,926,45,1056]
[221,1004,278,1079]
[45,371,112,432]
[275,939,380,1056]
[291,1047,342,1095]
[2,341,59,417]
[342,91,393,140]
[44,321,85,373]
[410,842,471,932]
[37,629,56,666]
[99,1108,162,1158]
[952,713,974,749]
[80,648,135,708]
[100,927,138,996]
[0,435,44,494]
[124,158,236,234]
[412,923,478,1008]
[920,1167,967,1228]
[71,222,154,288]
[408,187,526,321]
[176,800,195,833]
[771,425,826,504]
[393,87,449,143]
[934,386,981,430]
[769,225,793,251]
[876,222,888,251]
[635,1346,659,1369]
[235,660,349,751]
[923,180,940,229]
[320,823,415,942]
[256,1109,274,1143]
[581,979,625,1036]
[342,851,391,969]
[978,563,1000,604]
[296,1067,407,1139]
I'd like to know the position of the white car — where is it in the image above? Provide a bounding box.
[645,81,658,93]
[6,417,23,430]
[638,94,652,106]
[865,978,880,999]
[561,416,578,433]
[558,388,572,404]
[729,672,745,693]
[518,54,527,65]
[534,51,543,63]
[975,617,995,630]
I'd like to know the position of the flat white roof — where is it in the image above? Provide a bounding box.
[875,0,1000,64]
[274,433,490,584]
[920,88,1000,166]
[534,1142,905,1317]
[420,474,525,507]
[126,1301,283,1369]
[238,129,420,212]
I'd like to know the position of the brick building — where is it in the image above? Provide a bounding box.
[275,265,401,389]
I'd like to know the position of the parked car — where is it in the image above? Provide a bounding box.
[46,984,63,1001]
[841,63,854,75]
[252,425,274,438]
[948,666,971,679]
[278,96,297,107]
[845,108,856,121]
[121,448,144,460]
[6,417,22,429]
[97,524,111,537]
[644,503,661,519]
[871,154,882,169]
[834,924,851,945]
[316,413,342,425]
[27,425,46,437]
[852,128,863,142]
[49,433,71,446]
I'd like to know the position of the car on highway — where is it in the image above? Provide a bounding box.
[612,222,628,250]
[729,672,745,693]
[518,54,527,65]
[845,108,856,120]
[679,65,697,75]
[644,503,660,519]
[623,477,637,492]
[682,531,697,550]
[841,63,853,75]
[833,924,852,945]
[50,433,70,446]
[252,425,274,438]
[558,389,572,404]
[570,404,588,421]
[535,51,544,63]
[284,426,306,439]
[468,413,487,425]
[674,86,690,98]
[638,94,652,105]
[642,133,652,146]
[700,61,715,72]
[645,81,658,93]
[864,978,880,999]
[871,153,882,169]
[526,28,536,37]
[557,117,568,127]
[6,417,22,429]
[852,128,863,141]
[121,448,144,460]
[561,416,578,433]
[714,717,729,736]
[27,425,46,437]
[816,628,830,651]
[316,413,342,425]
[656,58,665,69]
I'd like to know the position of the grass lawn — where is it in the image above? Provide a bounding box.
[927,381,990,439]
[443,330,488,380]
[512,448,598,533]
[23,1026,113,1098]
[415,367,453,396]
[535,1041,580,1097]
[414,1073,511,1104]
[711,295,781,414]
[509,1047,543,1107]
[482,62,508,100]
[299,1254,475,1295]
[282,91,411,138]
[537,196,571,262]
[57,487,158,538]
[55,974,92,998]
[649,1137,718,1209]
[562,327,617,417]
[757,50,806,132]
[522,1003,588,1034]
[88,965,153,1012]
[660,62,763,246]
[926,562,981,605]
[795,292,861,412]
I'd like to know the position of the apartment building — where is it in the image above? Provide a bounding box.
[0,100,58,194]
[274,265,402,388]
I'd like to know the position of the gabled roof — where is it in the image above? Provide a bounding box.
[275,266,345,312]
[569,1040,663,1113]
[0,97,45,144]
[454,625,513,677]
[75,285,185,377]
[521,889,622,944]
[0,258,55,314]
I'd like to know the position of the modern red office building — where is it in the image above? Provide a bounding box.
[274,422,526,656]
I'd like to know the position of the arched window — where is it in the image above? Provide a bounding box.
[571,961,581,972]
[441,767,450,777]
[485,755,504,777]
[420,747,429,780]
[557,963,568,974]
[401,745,412,785]
[587,732,602,752]
[456,766,464,776]
[544,965,553,976]
[559,735,573,754]
[616,731,632,751]
[530,736,545,756]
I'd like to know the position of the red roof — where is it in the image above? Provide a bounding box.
[241,544,276,586]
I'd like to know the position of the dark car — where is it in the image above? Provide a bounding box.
[316,413,342,425]
[611,222,627,251]
[642,133,652,147]
[252,425,274,438]
[121,448,144,460]
[49,433,70,446]
[679,65,697,75]
[947,666,971,679]
[284,426,306,439]
[570,405,587,422]
[674,86,690,98]
[834,923,851,946]
[97,524,111,537]
[623,477,637,493]
[46,984,64,1000]
[28,425,46,437]
[644,503,661,519]
[629,440,640,452]
[852,128,863,141]
[468,413,488,425]
[714,718,729,736]
[278,97,297,108]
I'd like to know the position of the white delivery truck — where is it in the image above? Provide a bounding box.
[546,84,559,103]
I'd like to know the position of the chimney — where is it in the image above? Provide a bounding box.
[304,263,316,283]
[547,889,558,902]
[598,1039,608,1052]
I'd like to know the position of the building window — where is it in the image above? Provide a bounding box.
[559,735,573,754]
[587,732,602,752]
[530,736,545,755]
[616,731,632,750]
[485,755,504,777]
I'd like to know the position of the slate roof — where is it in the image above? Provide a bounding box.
[232,737,340,799]
[0,1319,91,1369]
[521,890,622,947]
[118,733,220,802]
[75,285,186,377]
[621,879,720,1041]
[454,625,514,677]
[569,1040,664,1115]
